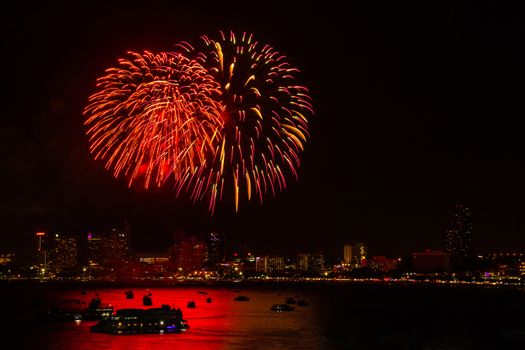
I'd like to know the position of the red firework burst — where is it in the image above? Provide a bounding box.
[83,32,313,214]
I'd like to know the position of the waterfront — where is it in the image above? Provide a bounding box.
[1,282,524,349]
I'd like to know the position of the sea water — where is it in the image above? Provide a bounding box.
[1,282,523,350]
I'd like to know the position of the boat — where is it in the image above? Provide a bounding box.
[143,293,153,306]
[38,307,83,322]
[284,297,296,304]
[37,299,86,322]
[197,291,208,295]
[125,290,134,299]
[270,304,295,312]
[91,305,189,334]
[83,297,114,320]
[234,295,250,301]
[187,300,196,308]
[297,299,310,306]
[206,297,212,303]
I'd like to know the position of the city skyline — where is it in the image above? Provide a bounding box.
[3,218,523,282]
[6,202,524,263]
[2,1,524,259]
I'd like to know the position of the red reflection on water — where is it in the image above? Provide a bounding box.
[20,285,319,350]
[64,287,237,350]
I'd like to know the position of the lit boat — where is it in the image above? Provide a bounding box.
[91,305,189,334]
[270,304,295,312]
[37,299,86,322]
[83,297,114,320]
[234,295,250,301]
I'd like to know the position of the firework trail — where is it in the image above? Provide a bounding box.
[191,31,313,213]
[83,49,224,196]
[83,32,313,214]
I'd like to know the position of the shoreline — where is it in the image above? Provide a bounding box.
[1,277,523,290]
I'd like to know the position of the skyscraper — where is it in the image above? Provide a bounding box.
[106,228,129,264]
[87,232,104,267]
[343,243,367,268]
[205,231,225,268]
[47,233,78,273]
[297,252,325,273]
[35,232,47,273]
[169,234,206,273]
[34,232,78,274]
[87,229,130,268]
[443,203,473,269]
[257,255,285,274]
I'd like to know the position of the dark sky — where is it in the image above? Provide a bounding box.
[2,1,524,259]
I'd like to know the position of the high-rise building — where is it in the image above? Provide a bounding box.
[205,231,225,268]
[443,204,472,269]
[256,255,285,274]
[35,232,47,273]
[169,234,206,273]
[34,231,79,274]
[106,228,129,263]
[47,233,78,272]
[86,228,130,268]
[87,232,104,267]
[36,232,45,251]
[297,252,325,273]
[343,243,367,268]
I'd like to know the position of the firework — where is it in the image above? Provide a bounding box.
[83,32,313,214]
[191,31,313,213]
[83,49,224,196]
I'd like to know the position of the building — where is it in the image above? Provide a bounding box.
[443,203,472,269]
[343,243,367,269]
[47,233,78,273]
[297,252,325,274]
[86,228,129,268]
[169,234,206,273]
[106,228,130,264]
[33,231,79,275]
[485,252,525,277]
[369,256,400,272]
[0,254,15,265]
[229,243,253,264]
[35,232,47,272]
[412,250,450,272]
[87,232,105,268]
[256,256,285,275]
[133,252,171,276]
[205,231,225,268]
[283,257,297,274]
[134,252,170,265]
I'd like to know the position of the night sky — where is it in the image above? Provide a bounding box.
[2,1,524,259]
